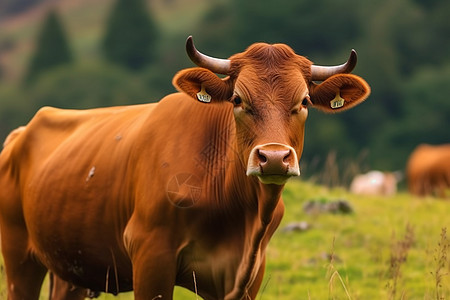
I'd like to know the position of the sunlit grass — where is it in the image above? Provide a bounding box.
[261,179,449,299]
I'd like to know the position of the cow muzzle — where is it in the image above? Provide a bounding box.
[246,143,300,185]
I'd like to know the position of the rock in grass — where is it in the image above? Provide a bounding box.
[303,198,353,215]
[282,221,311,233]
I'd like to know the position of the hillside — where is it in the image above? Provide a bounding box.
[0,0,208,83]
[1,0,449,177]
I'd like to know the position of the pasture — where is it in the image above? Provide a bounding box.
[1,179,448,299]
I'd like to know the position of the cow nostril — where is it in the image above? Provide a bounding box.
[257,150,268,164]
[283,150,291,164]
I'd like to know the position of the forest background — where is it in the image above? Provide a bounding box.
[0,0,449,186]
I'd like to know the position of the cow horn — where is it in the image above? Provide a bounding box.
[186,36,231,75]
[311,49,357,81]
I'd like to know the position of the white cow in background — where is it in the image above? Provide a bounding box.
[350,171,402,196]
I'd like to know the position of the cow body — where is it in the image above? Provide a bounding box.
[350,170,400,196]
[0,37,369,299]
[0,97,284,299]
[407,144,450,197]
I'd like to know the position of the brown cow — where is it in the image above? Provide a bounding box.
[0,36,370,299]
[407,144,450,197]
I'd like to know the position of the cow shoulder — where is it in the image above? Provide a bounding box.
[3,126,26,148]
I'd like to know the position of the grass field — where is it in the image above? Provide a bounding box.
[1,179,449,299]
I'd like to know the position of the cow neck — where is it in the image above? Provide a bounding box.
[171,101,285,298]
[200,103,284,218]
[205,146,283,299]
[207,108,285,298]
[197,103,247,209]
[225,175,285,299]
[256,182,284,224]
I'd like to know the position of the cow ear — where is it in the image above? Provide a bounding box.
[309,74,370,113]
[172,67,234,102]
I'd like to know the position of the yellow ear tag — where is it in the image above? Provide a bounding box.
[197,85,211,103]
[330,91,345,109]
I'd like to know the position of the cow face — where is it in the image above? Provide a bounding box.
[174,37,370,185]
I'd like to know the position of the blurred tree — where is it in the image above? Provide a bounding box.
[0,85,28,144]
[28,62,155,109]
[102,0,159,71]
[233,0,362,57]
[340,0,405,152]
[370,64,450,170]
[1,62,159,144]
[368,0,450,76]
[195,0,362,59]
[24,10,73,85]
[420,1,450,67]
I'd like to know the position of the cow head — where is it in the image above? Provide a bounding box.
[174,36,370,185]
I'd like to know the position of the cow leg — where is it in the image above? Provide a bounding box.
[0,227,47,299]
[49,272,89,300]
[131,238,177,300]
[124,218,176,300]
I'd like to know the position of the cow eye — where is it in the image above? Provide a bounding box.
[301,95,310,106]
[232,95,242,106]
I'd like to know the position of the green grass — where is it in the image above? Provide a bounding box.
[1,179,449,299]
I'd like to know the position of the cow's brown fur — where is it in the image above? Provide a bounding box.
[0,40,369,299]
[407,144,450,197]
